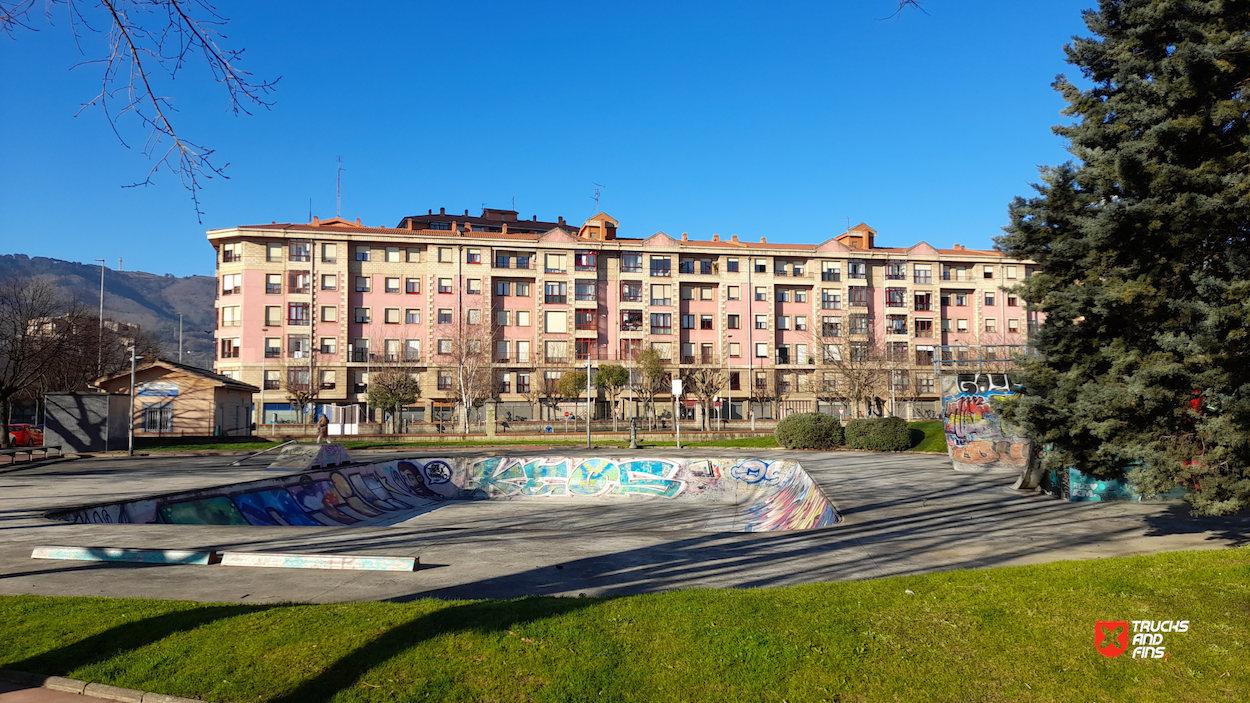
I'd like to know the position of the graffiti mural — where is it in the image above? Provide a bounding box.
[941,373,1033,472]
[49,456,839,533]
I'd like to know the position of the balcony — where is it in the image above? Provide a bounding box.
[545,294,567,304]
[621,293,643,303]
[678,263,695,274]
[575,293,597,302]
[821,272,840,282]
[914,274,933,284]
[494,259,534,269]
[288,350,310,359]
[544,267,566,275]
[351,350,370,362]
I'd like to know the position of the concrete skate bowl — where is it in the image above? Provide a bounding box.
[47,457,839,533]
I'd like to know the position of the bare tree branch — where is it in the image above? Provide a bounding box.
[878,0,928,21]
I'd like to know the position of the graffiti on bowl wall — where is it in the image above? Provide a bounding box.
[941,373,1032,470]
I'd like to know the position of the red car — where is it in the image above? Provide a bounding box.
[6,424,42,447]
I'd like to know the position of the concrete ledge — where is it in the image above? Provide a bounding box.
[44,676,87,694]
[84,681,145,702]
[220,551,417,571]
[31,546,220,565]
[142,693,208,703]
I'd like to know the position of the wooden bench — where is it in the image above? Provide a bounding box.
[0,445,63,464]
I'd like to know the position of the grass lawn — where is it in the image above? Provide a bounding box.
[908,420,948,452]
[2,548,1247,702]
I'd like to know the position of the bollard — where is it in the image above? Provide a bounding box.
[629,417,638,449]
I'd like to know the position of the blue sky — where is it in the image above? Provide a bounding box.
[1,0,1093,277]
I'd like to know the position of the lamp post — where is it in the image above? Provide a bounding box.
[94,259,105,376]
[260,327,268,435]
[747,259,754,431]
[178,313,183,363]
[585,350,592,449]
[127,347,143,456]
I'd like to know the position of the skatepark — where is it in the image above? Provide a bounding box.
[2,443,1247,604]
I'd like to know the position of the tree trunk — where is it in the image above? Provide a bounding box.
[0,394,10,448]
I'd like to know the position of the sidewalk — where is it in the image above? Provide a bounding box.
[0,681,90,702]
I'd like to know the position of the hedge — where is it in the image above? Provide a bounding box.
[844,416,912,452]
[774,412,845,450]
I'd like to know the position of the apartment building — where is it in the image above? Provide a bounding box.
[207,209,1038,425]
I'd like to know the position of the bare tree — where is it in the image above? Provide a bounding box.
[820,334,890,418]
[1,0,278,220]
[0,277,86,446]
[432,317,496,434]
[680,365,725,431]
[634,347,668,430]
[281,352,318,425]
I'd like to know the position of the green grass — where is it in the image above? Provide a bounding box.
[2,548,1247,702]
[908,420,948,452]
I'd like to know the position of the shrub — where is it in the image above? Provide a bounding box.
[844,416,912,452]
[774,412,844,450]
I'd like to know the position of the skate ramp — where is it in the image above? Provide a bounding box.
[47,456,838,533]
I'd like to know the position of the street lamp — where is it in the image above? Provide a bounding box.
[94,259,105,377]
[127,347,143,456]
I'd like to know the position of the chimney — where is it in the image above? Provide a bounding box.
[464,209,469,216]
[953,243,965,250]
[407,219,415,231]
[532,215,537,221]
[731,234,739,243]
[440,207,445,215]
[559,216,565,225]
[312,215,319,224]
[681,232,688,241]
[355,217,361,225]
[761,237,767,243]
[712,234,720,242]
[428,209,432,214]
[502,222,508,234]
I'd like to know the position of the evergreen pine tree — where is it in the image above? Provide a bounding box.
[997,0,1250,514]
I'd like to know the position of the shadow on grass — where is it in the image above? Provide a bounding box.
[266,596,600,703]
[908,428,926,448]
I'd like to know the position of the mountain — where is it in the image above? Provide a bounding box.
[0,254,217,369]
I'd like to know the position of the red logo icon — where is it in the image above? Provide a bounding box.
[1095,621,1129,658]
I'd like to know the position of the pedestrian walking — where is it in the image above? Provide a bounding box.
[316,414,330,444]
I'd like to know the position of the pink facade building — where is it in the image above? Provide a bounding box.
[207,210,1038,424]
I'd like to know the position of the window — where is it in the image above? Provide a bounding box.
[544,341,567,362]
[621,281,642,302]
[955,294,968,306]
[849,314,869,335]
[319,369,337,390]
[700,343,715,363]
[650,284,671,306]
[679,259,695,274]
[406,248,420,263]
[384,308,400,324]
[850,342,870,362]
[699,286,713,300]
[957,319,969,332]
[386,247,401,263]
[915,319,933,338]
[438,278,452,294]
[221,305,241,327]
[941,293,951,306]
[983,265,995,279]
[887,315,907,335]
[431,247,449,263]
[437,308,452,324]
[437,339,452,355]
[321,274,337,291]
[1008,295,1018,306]
[620,339,642,360]
[621,252,642,273]
[466,248,481,264]
[621,311,643,331]
[918,373,935,393]
[263,368,280,388]
[575,339,594,360]
[822,317,841,337]
[353,307,370,323]
[516,340,530,362]
[467,279,482,294]
[652,342,672,360]
[575,310,596,331]
[776,315,790,330]
[681,314,695,330]
[497,369,510,391]
[887,261,906,280]
[650,256,671,276]
[545,253,567,274]
[849,286,868,307]
[941,318,952,332]
[1008,318,1019,332]
[355,245,370,262]
[575,279,596,301]
[383,339,402,361]
[221,274,241,295]
[754,286,767,301]
[516,372,531,393]
[515,282,530,297]
[727,314,740,329]
[385,277,400,293]
[288,271,310,294]
[755,342,768,358]
[405,308,421,325]
[266,274,281,294]
[755,314,768,329]
[516,310,531,327]
[985,318,998,333]
[319,243,336,263]
[545,310,567,333]
[288,303,310,326]
[777,289,789,302]
[727,285,740,300]
[985,293,995,306]
[438,370,452,389]
[143,404,173,432]
[355,276,371,293]
[545,281,567,304]
[821,289,841,309]
[795,315,808,331]
[220,338,240,358]
[494,310,510,326]
[727,258,739,273]
[943,265,967,282]
[681,286,695,301]
[1006,266,1017,279]
[915,292,933,311]
[754,258,767,273]
[266,243,282,262]
[288,335,310,359]
[848,260,867,279]
[575,250,596,271]
[264,337,281,358]
[289,241,311,262]
[913,264,932,284]
[650,313,672,335]
[320,305,337,323]
[406,278,421,294]
[467,308,481,325]
[495,281,510,297]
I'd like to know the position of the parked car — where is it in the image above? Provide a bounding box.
[6,424,43,447]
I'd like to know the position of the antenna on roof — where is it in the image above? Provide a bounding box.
[308,198,312,222]
[846,216,851,233]
[336,156,346,218]
[511,196,515,209]
[591,182,605,213]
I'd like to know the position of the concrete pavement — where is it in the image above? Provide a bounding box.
[1,448,1246,603]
